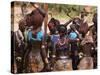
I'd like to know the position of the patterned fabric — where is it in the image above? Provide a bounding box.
[37,31,44,41]
[27,43,44,72]
[78,57,93,69]
[56,43,68,51]
[53,59,72,71]
[27,31,43,41]
[51,34,59,44]
[68,32,78,40]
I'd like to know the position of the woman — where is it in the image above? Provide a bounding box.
[53,25,72,71]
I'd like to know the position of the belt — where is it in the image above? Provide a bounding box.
[58,56,69,59]
[84,55,91,57]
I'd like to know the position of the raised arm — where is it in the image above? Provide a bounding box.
[64,19,72,26]
[31,3,46,17]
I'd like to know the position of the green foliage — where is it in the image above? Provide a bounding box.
[14,1,97,20]
[47,4,97,19]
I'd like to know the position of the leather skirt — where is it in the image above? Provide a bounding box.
[53,56,72,71]
[27,41,44,72]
